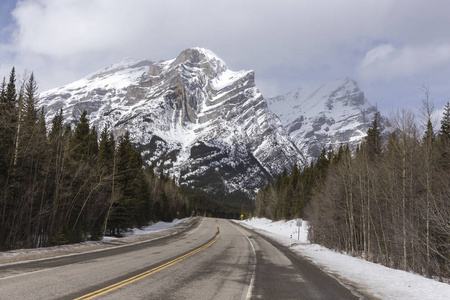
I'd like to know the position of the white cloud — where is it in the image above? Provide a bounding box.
[361,44,396,68]
[359,43,450,82]
[0,0,449,113]
[11,0,153,57]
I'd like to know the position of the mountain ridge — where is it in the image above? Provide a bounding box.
[39,47,385,198]
[39,48,302,198]
[266,77,385,160]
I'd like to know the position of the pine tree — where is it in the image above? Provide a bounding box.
[88,126,99,158]
[0,77,6,104]
[365,110,382,160]
[98,126,115,172]
[332,144,344,165]
[439,102,450,142]
[315,147,330,185]
[0,68,18,158]
[70,110,91,162]
[5,67,17,109]
[23,73,38,126]
[423,119,435,145]
[49,109,64,142]
[437,102,450,169]
[36,108,47,144]
[0,68,18,200]
[289,163,300,190]
[108,131,142,234]
[13,84,25,167]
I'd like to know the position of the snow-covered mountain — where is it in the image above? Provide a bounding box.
[39,48,303,196]
[39,48,386,197]
[267,78,385,160]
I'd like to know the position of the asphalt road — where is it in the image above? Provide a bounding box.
[0,218,360,299]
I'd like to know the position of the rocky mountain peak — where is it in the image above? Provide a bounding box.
[172,47,228,78]
[267,78,383,160]
[89,58,154,80]
[38,48,385,199]
[38,48,302,199]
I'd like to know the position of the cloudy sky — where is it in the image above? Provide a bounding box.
[1,0,449,118]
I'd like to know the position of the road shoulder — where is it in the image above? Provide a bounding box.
[0,217,200,265]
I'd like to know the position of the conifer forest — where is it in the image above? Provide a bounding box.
[0,68,190,250]
[1,67,449,280]
[256,102,450,279]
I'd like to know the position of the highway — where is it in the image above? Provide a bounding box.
[0,218,359,299]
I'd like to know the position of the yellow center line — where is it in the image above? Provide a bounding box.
[74,220,220,300]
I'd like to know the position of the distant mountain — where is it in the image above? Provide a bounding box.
[39,48,387,198]
[266,78,387,160]
[39,48,302,198]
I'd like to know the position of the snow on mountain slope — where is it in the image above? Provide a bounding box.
[39,48,303,197]
[39,49,386,197]
[267,78,385,160]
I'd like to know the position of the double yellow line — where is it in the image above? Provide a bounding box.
[75,222,220,299]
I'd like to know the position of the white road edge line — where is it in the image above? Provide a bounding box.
[0,218,201,267]
[0,267,51,281]
[229,221,256,300]
[184,217,203,238]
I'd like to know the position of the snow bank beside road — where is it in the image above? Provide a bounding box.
[238,218,450,300]
[1,218,190,264]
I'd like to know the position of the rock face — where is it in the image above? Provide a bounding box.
[266,78,386,160]
[39,48,387,197]
[39,48,303,196]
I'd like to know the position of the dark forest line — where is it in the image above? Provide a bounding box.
[255,98,450,280]
[0,68,232,251]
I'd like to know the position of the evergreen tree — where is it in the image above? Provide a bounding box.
[423,119,435,145]
[5,67,17,108]
[0,68,17,156]
[0,71,187,249]
[0,77,6,103]
[0,68,18,198]
[439,102,450,142]
[365,110,382,160]
[289,163,300,190]
[333,144,344,165]
[36,108,47,145]
[98,126,115,172]
[49,109,64,142]
[108,131,142,234]
[88,126,99,158]
[23,73,38,126]
[315,147,330,185]
[70,110,91,162]
[437,102,450,169]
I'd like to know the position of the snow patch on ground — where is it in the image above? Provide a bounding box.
[1,218,190,264]
[238,218,450,300]
[102,218,187,240]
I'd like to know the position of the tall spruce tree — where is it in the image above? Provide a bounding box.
[0,77,6,103]
[1,68,18,214]
[108,131,141,234]
[365,110,382,160]
[23,73,38,126]
[1,68,18,162]
[70,110,91,162]
[437,102,450,168]
[5,67,16,109]
[439,102,450,142]
[98,126,115,172]
[49,109,64,142]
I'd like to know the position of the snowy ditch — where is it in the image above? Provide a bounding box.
[0,218,192,265]
[237,218,450,300]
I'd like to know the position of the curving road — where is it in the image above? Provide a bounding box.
[0,218,359,299]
